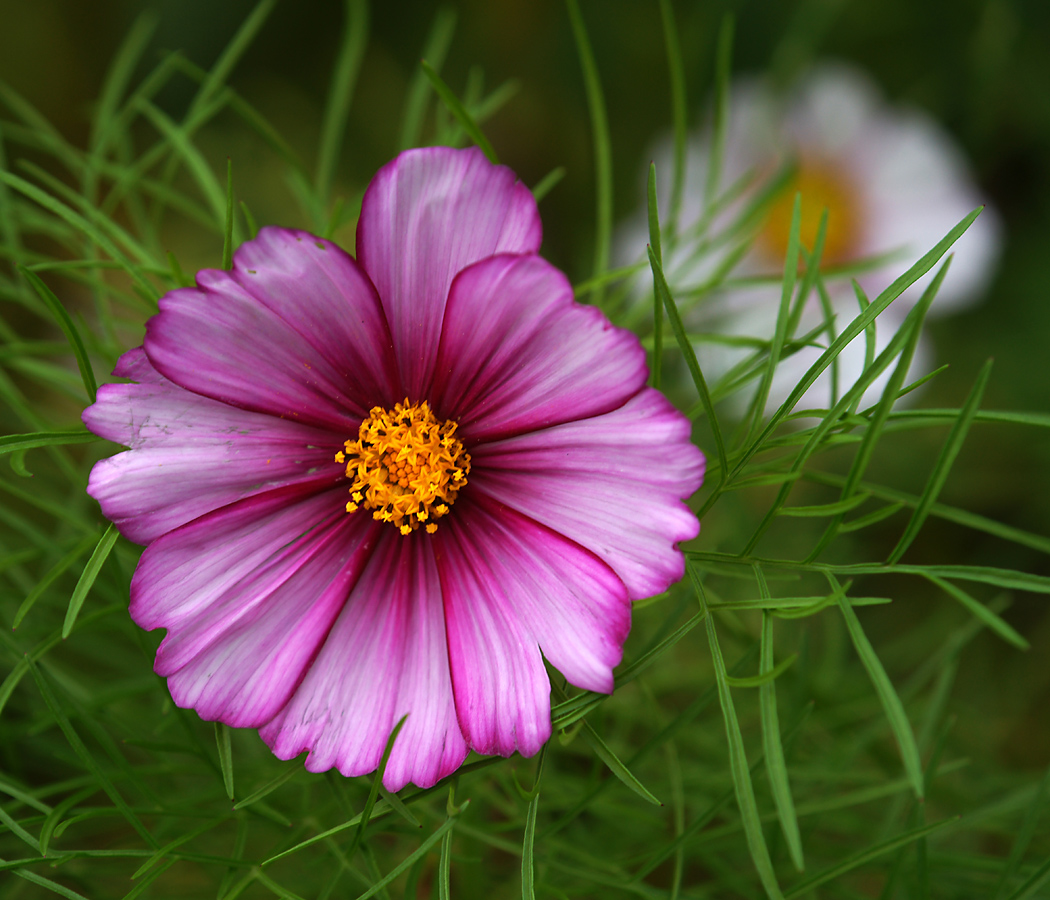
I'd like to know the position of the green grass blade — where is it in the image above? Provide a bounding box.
[1002,856,1050,900]
[531,166,565,203]
[658,0,687,231]
[0,802,41,853]
[233,761,301,811]
[400,8,457,150]
[186,0,278,121]
[521,791,540,900]
[759,609,804,871]
[348,715,408,860]
[222,159,234,269]
[704,15,734,214]
[925,574,1028,650]
[351,805,466,900]
[25,655,158,848]
[833,578,924,799]
[887,358,992,563]
[993,764,1050,900]
[0,430,98,456]
[421,61,498,163]
[648,163,664,390]
[13,532,97,628]
[723,653,797,688]
[315,0,368,207]
[566,0,612,306]
[748,192,801,439]
[735,209,982,476]
[580,719,661,806]
[692,565,785,899]
[783,818,955,899]
[438,816,453,900]
[215,723,235,800]
[648,246,727,487]
[61,524,119,639]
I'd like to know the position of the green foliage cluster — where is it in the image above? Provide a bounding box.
[0,2,1047,898]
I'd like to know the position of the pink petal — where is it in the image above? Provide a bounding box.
[84,348,342,545]
[430,254,649,442]
[439,494,630,697]
[356,147,541,398]
[144,227,397,430]
[160,511,379,728]
[261,531,468,791]
[469,390,704,598]
[435,500,572,758]
[130,485,350,634]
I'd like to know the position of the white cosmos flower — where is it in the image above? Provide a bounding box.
[615,62,1002,414]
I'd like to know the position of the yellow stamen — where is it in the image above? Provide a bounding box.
[760,156,864,266]
[337,399,470,535]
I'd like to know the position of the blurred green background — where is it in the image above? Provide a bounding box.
[1,0,1047,800]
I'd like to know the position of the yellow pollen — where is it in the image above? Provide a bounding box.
[338,399,470,535]
[760,156,865,266]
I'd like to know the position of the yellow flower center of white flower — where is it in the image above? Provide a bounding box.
[760,157,864,266]
[336,399,470,536]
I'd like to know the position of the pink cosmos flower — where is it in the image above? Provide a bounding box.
[83,147,705,791]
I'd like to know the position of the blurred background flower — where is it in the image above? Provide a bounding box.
[616,61,1003,412]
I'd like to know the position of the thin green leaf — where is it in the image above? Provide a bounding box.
[233,761,301,810]
[0,802,41,853]
[925,574,1029,650]
[759,604,804,871]
[648,246,728,486]
[421,61,498,163]
[531,166,565,203]
[1002,855,1050,900]
[13,532,97,628]
[315,0,369,205]
[833,577,924,799]
[0,430,98,456]
[62,524,119,639]
[691,564,785,899]
[215,723,235,800]
[18,267,97,401]
[222,158,234,269]
[579,718,661,806]
[778,492,870,517]
[25,655,158,848]
[658,0,687,231]
[648,163,664,390]
[521,791,540,900]
[566,0,612,305]
[783,818,956,899]
[400,8,457,150]
[724,653,797,688]
[993,764,1050,900]
[351,806,467,900]
[438,814,453,900]
[887,358,993,563]
[239,201,258,240]
[704,15,734,214]
[348,715,408,861]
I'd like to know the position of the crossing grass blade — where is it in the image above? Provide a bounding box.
[648,247,728,489]
[215,723,235,800]
[692,564,786,900]
[925,574,1029,650]
[315,0,369,206]
[421,61,498,163]
[20,267,97,402]
[62,524,119,639]
[648,163,664,390]
[566,0,612,306]
[832,576,924,799]
[400,8,457,150]
[658,0,688,230]
[887,358,993,563]
[13,532,97,628]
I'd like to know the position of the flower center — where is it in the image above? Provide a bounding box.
[336,399,471,536]
[759,156,864,266]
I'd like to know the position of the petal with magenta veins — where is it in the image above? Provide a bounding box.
[470,390,704,599]
[356,146,542,398]
[430,254,648,442]
[144,229,395,429]
[261,530,468,791]
[84,348,342,545]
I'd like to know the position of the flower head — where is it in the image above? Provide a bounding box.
[618,63,1001,412]
[83,147,705,790]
